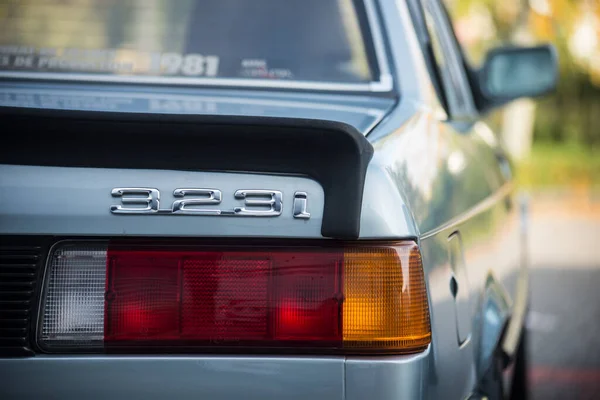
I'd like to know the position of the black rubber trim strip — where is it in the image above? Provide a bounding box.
[0,107,374,239]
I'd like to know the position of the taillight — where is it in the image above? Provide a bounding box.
[39,241,430,354]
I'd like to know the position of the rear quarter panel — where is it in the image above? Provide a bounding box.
[367,111,524,399]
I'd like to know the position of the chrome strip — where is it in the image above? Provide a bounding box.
[501,194,530,358]
[501,265,528,358]
[420,183,514,240]
[0,0,393,93]
[0,86,387,118]
[363,0,393,92]
[0,72,387,92]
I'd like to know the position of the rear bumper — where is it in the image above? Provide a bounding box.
[0,348,429,400]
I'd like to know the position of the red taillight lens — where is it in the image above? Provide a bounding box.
[40,241,430,354]
[105,249,342,347]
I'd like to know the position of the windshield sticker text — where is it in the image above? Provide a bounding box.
[0,46,220,77]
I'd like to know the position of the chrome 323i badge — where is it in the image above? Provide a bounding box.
[110,188,310,219]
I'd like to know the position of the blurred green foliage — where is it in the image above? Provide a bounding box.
[446,0,600,145]
[445,0,600,186]
[517,141,600,187]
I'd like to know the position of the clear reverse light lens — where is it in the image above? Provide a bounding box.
[40,243,107,348]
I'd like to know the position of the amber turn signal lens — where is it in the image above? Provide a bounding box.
[343,244,431,353]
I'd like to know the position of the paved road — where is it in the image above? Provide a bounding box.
[528,266,600,399]
[526,200,600,399]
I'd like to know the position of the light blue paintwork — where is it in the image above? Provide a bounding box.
[0,0,540,399]
[0,351,429,400]
[0,165,325,238]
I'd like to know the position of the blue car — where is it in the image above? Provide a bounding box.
[0,0,557,399]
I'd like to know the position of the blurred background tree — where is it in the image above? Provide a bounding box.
[445,0,600,187]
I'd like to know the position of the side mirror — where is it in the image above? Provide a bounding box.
[478,45,558,109]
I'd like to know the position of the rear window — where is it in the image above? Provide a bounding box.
[0,0,379,85]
